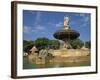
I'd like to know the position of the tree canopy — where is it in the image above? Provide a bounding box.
[85,41,91,49]
[70,39,84,49]
[23,40,34,47]
[23,37,90,50]
[48,40,60,49]
[35,37,49,49]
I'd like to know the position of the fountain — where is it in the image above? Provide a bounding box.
[53,16,80,49]
[23,16,90,67]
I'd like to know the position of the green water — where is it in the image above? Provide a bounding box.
[23,57,90,69]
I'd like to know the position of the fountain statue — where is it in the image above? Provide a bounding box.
[53,16,80,49]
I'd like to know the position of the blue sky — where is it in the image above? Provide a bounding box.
[23,10,91,41]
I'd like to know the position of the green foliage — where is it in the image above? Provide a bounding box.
[70,39,84,49]
[24,38,60,50]
[48,40,60,49]
[35,37,49,49]
[85,41,91,49]
[23,40,34,47]
[23,37,89,50]
[34,37,60,49]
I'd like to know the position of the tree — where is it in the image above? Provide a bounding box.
[85,41,91,49]
[23,40,34,47]
[70,39,84,49]
[35,37,49,49]
[23,44,34,53]
[48,40,60,49]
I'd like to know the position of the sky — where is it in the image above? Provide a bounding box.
[23,10,91,41]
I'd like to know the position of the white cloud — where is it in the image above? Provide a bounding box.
[84,16,89,22]
[31,11,46,32]
[35,25,45,30]
[80,14,89,22]
[34,11,41,25]
[48,22,63,28]
[28,11,36,15]
[23,26,38,34]
[55,22,63,28]
[71,13,90,24]
[47,22,55,26]
[70,13,90,29]
[24,25,46,34]
[31,29,38,33]
[79,13,86,17]
[23,26,32,33]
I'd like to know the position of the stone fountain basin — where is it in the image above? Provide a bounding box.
[48,49,90,57]
[53,29,80,40]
